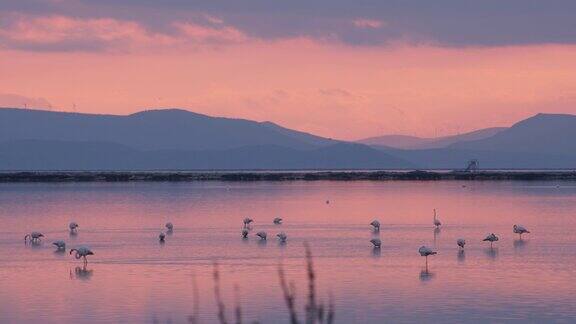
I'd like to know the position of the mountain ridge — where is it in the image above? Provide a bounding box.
[1,108,575,170]
[358,127,506,149]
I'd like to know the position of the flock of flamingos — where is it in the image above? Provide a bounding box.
[23,208,531,269]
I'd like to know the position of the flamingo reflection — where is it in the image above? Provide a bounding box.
[71,265,93,281]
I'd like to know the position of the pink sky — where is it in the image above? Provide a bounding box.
[1,14,576,140]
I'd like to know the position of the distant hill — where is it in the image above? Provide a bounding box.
[449,114,576,155]
[0,108,337,151]
[358,127,506,149]
[0,108,412,170]
[0,140,412,170]
[2,108,576,170]
[370,114,576,169]
[380,146,576,170]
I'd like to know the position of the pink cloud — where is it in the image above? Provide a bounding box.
[173,22,248,44]
[0,13,173,51]
[352,18,385,29]
[0,13,249,52]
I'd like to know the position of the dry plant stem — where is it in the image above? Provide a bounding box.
[235,284,243,324]
[213,262,229,324]
[326,293,335,324]
[305,243,317,324]
[188,273,200,324]
[278,263,300,324]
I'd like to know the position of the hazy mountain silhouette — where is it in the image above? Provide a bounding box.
[0,108,412,170]
[358,127,506,149]
[449,113,576,155]
[371,114,576,169]
[0,140,412,170]
[380,147,576,169]
[1,108,575,170]
[0,108,336,151]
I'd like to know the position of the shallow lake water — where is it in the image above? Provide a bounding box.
[0,180,575,323]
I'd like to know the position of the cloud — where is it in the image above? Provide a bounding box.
[0,13,172,52]
[352,19,384,29]
[4,0,576,47]
[173,21,247,44]
[0,13,249,52]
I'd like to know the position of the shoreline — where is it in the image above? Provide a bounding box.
[1,170,576,182]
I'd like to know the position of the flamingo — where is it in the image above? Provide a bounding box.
[370,220,381,231]
[457,238,466,249]
[483,233,499,248]
[70,246,94,265]
[433,209,442,228]
[256,231,267,240]
[241,228,249,239]
[277,232,287,243]
[24,232,44,244]
[243,218,254,227]
[419,246,437,269]
[52,240,66,250]
[69,222,79,233]
[370,238,381,248]
[165,222,174,232]
[513,225,530,239]
[273,217,283,225]
[159,232,166,242]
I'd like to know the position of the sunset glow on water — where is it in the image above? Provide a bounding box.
[1,181,575,323]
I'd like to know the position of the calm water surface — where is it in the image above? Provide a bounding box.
[0,181,575,323]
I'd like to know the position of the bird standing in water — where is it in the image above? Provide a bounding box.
[243,218,254,228]
[419,246,437,270]
[483,233,499,248]
[53,240,66,250]
[370,220,381,232]
[69,222,79,234]
[24,232,44,244]
[256,231,267,240]
[70,246,94,265]
[513,225,530,239]
[457,238,466,250]
[277,232,287,243]
[433,209,442,228]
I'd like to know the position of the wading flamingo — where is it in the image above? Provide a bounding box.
[483,233,499,248]
[24,232,44,244]
[513,225,530,239]
[69,222,79,233]
[457,238,466,249]
[256,231,267,240]
[419,246,437,270]
[277,232,287,243]
[370,220,381,231]
[70,246,94,265]
[433,209,442,228]
[53,240,66,250]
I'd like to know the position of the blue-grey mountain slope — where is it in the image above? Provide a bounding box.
[358,127,506,149]
[0,108,336,151]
